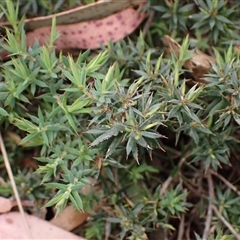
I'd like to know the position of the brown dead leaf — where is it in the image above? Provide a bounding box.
[0,211,86,239]
[0,196,36,213]
[162,35,215,82]
[0,197,12,213]
[50,205,91,231]
[20,156,38,170]
[6,131,21,145]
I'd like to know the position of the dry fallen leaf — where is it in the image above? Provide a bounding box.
[1,0,145,30]
[162,35,215,82]
[0,196,36,214]
[0,211,86,239]
[0,197,12,213]
[26,4,147,51]
[50,205,91,231]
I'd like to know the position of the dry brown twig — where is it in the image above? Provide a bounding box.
[142,9,155,37]
[209,169,240,196]
[202,172,214,240]
[212,205,240,240]
[177,189,187,240]
[160,156,186,195]
[205,170,240,240]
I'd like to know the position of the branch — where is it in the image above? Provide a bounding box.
[202,172,214,239]
[209,169,240,196]
[212,205,240,240]
[160,156,186,195]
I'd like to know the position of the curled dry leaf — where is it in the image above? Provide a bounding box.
[236,44,240,53]
[162,35,216,83]
[6,131,21,145]
[0,196,35,213]
[1,0,145,30]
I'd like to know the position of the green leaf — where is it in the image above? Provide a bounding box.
[126,136,134,158]
[66,112,78,133]
[71,190,84,211]
[45,193,63,208]
[106,217,121,223]
[90,128,119,146]
[141,131,161,139]
[106,136,123,159]
[67,98,90,113]
[0,107,8,116]
[105,166,115,182]
[46,181,66,189]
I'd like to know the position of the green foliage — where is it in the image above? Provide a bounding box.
[195,230,235,240]
[152,0,194,34]
[1,0,240,240]
[190,0,239,44]
[84,219,105,240]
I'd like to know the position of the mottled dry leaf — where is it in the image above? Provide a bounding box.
[26,4,147,51]
[0,212,86,239]
[1,3,147,60]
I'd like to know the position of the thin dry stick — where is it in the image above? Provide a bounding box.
[186,224,191,240]
[202,172,214,240]
[209,169,240,196]
[212,204,240,240]
[160,157,186,195]
[0,132,32,239]
[177,189,187,240]
[177,212,185,240]
[142,9,155,37]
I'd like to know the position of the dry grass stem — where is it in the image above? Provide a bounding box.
[0,132,33,239]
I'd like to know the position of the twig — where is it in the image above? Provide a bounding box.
[177,189,187,240]
[212,205,240,240]
[186,219,191,240]
[177,213,185,240]
[186,207,199,240]
[142,9,155,37]
[163,228,168,240]
[183,181,205,197]
[206,171,240,239]
[202,172,214,240]
[0,132,33,239]
[209,169,240,196]
[160,157,186,195]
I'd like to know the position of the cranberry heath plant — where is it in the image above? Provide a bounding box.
[1,1,240,240]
